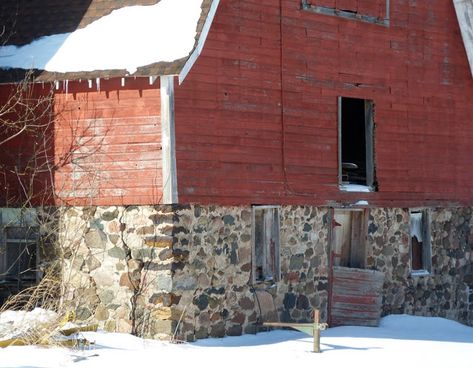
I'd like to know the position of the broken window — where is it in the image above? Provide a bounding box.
[339,97,375,191]
[331,209,367,269]
[252,206,280,283]
[0,226,39,304]
[409,210,432,274]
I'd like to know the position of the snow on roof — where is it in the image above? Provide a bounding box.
[0,0,203,75]
[453,0,473,78]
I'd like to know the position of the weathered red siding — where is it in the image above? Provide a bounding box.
[174,0,473,206]
[0,77,162,206]
[54,78,162,206]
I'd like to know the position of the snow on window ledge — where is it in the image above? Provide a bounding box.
[339,184,372,192]
[411,269,430,277]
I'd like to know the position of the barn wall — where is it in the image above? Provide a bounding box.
[53,78,163,206]
[0,78,163,206]
[44,204,472,341]
[174,0,473,206]
[0,83,55,206]
[368,207,473,323]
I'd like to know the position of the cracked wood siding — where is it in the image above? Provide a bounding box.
[174,0,473,206]
[53,77,163,206]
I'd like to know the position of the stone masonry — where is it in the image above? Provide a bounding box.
[6,204,470,340]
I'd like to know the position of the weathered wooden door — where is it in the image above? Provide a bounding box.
[328,209,384,327]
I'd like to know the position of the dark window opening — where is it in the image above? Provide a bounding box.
[339,97,375,189]
[332,209,367,269]
[0,226,39,304]
[253,206,280,283]
[409,210,432,274]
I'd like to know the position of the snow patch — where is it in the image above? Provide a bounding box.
[0,308,58,340]
[340,184,372,192]
[0,0,203,74]
[1,313,473,368]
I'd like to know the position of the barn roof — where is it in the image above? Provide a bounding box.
[0,0,217,83]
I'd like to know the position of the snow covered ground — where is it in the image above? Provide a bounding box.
[1,314,473,368]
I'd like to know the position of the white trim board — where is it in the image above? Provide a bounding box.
[160,75,178,204]
[179,0,221,84]
[453,0,473,78]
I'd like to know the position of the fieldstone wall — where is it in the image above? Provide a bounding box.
[367,207,473,326]
[58,205,177,339]
[56,204,330,341]
[171,205,330,341]
[12,204,470,341]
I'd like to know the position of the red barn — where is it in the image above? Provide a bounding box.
[0,0,472,340]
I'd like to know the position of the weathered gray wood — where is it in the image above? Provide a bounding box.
[331,266,384,327]
[160,75,178,204]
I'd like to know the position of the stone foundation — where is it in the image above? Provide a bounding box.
[367,208,473,325]
[2,204,471,340]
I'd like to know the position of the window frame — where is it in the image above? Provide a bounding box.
[331,208,368,269]
[338,96,375,192]
[0,226,39,287]
[251,205,281,284]
[409,209,432,276]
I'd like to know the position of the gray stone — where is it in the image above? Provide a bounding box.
[101,209,119,221]
[227,325,242,336]
[289,254,304,270]
[85,229,107,249]
[109,234,120,244]
[296,295,310,310]
[194,294,209,310]
[157,275,173,292]
[86,255,101,272]
[283,293,296,309]
[173,275,196,291]
[210,322,225,338]
[99,289,115,305]
[108,246,126,260]
[223,215,235,225]
[239,296,254,310]
[76,307,92,320]
[241,210,251,222]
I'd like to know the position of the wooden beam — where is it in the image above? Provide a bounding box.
[160,75,178,204]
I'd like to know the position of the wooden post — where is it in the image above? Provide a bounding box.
[313,309,321,353]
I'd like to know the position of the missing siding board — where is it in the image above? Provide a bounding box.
[252,206,280,283]
[409,210,432,274]
[301,0,390,27]
[339,97,376,191]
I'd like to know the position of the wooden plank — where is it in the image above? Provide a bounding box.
[330,267,384,327]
